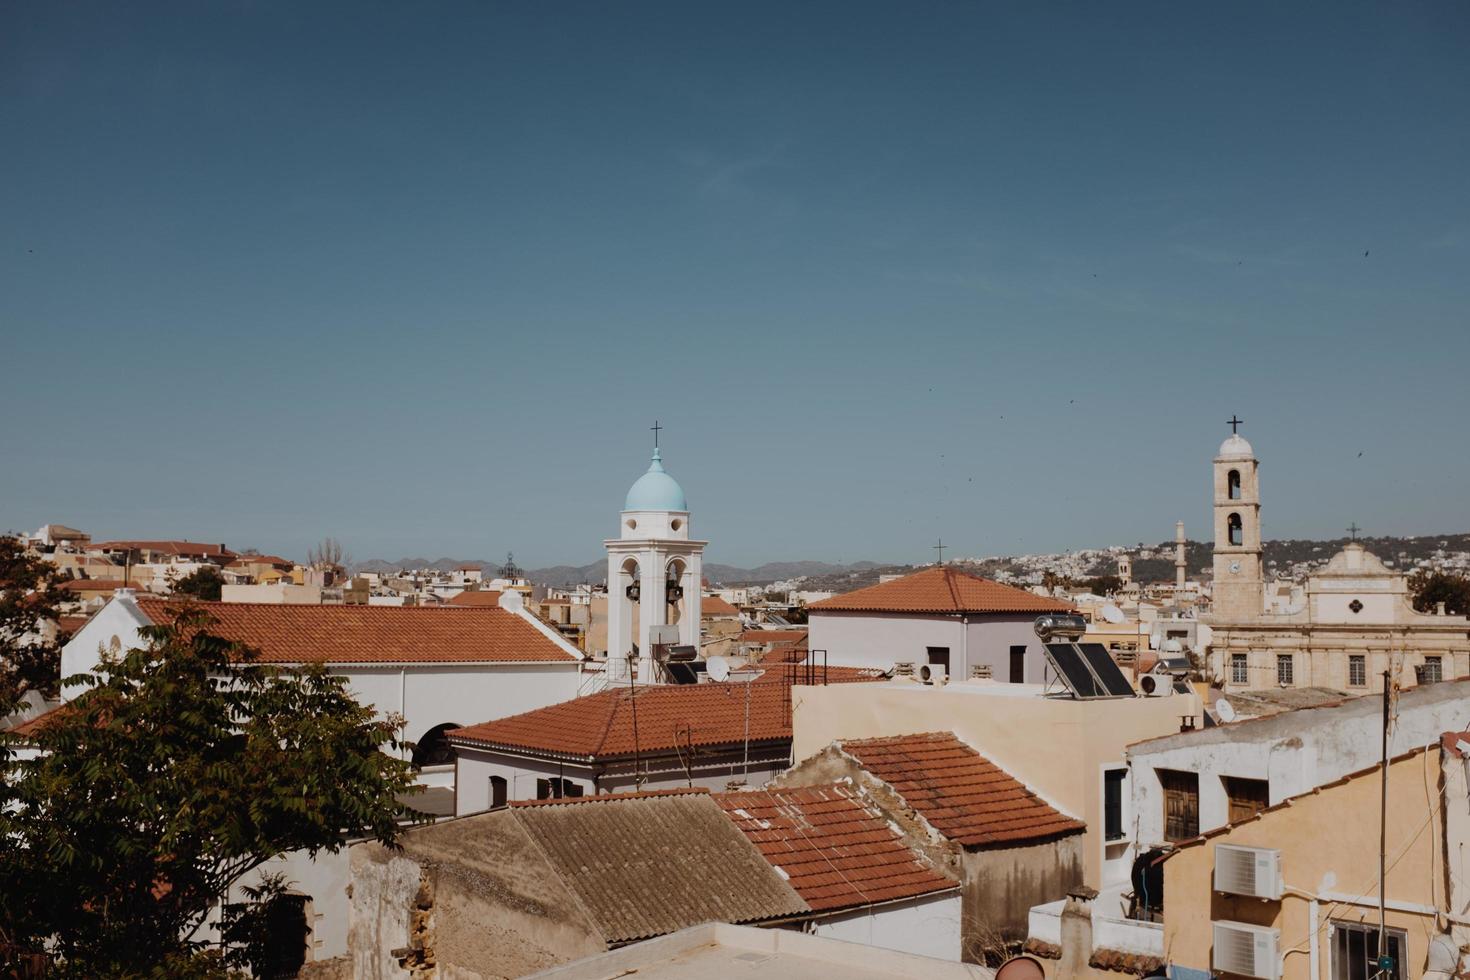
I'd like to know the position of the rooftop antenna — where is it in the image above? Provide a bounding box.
[933,538,946,565]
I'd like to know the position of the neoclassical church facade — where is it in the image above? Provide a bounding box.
[1204,427,1470,693]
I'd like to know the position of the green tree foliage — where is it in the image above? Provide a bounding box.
[172,565,225,601]
[1409,570,1470,617]
[0,604,416,976]
[1083,574,1124,597]
[0,534,65,704]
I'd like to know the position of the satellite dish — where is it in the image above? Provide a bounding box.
[1101,603,1125,624]
[706,656,730,682]
[1215,699,1237,723]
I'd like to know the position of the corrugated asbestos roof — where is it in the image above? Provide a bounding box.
[809,567,1073,615]
[714,784,956,911]
[134,596,577,664]
[840,732,1085,847]
[512,791,809,944]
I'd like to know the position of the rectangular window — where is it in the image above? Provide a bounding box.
[1330,920,1405,980]
[1222,776,1269,823]
[1158,769,1199,842]
[535,778,552,800]
[1104,769,1126,841]
[1348,655,1366,687]
[1421,656,1443,685]
[489,776,507,809]
[1010,645,1027,684]
[1276,654,1294,686]
[926,647,950,675]
[1231,653,1248,685]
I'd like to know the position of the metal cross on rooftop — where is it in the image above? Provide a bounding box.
[1348,522,1361,541]
[650,420,662,449]
[933,538,946,564]
[1227,415,1244,435]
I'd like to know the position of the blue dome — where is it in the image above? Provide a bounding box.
[624,449,688,511]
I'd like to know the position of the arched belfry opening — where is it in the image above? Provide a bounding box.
[1228,469,1242,500]
[604,426,706,684]
[1228,513,1244,546]
[412,722,462,768]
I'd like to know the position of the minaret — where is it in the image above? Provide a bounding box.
[605,425,706,683]
[1210,417,1264,621]
[1175,521,1187,591]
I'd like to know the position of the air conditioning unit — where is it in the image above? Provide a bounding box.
[1212,920,1279,979]
[1139,674,1169,696]
[1214,843,1282,900]
[918,663,947,685]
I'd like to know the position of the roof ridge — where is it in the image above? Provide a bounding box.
[941,567,963,612]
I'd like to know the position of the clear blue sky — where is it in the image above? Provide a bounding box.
[3,2,1467,568]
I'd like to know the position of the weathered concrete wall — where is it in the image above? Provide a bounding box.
[960,836,1084,959]
[348,811,607,979]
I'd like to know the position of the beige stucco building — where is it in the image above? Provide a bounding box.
[1203,427,1469,693]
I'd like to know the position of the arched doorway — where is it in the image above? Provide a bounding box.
[411,723,462,769]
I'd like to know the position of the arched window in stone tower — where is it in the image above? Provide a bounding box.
[1228,469,1242,500]
[1228,513,1243,546]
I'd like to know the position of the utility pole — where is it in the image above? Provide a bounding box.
[1378,668,1390,977]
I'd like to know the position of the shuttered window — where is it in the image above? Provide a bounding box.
[1104,769,1126,841]
[1158,769,1199,842]
[1223,776,1269,824]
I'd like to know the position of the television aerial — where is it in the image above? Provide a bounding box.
[706,655,730,683]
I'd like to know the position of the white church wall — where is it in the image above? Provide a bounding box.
[803,891,963,962]
[338,663,581,749]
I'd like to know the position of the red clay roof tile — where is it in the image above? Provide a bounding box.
[450,669,885,760]
[809,567,1072,615]
[134,597,576,665]
[840,732,1085,847]
[715,784,955,911]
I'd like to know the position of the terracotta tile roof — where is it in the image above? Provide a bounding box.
[59,579,133,592]
[510,791,808,943]
[451,669,885,760]
[58,615,92,635]
[446,589,503,607]
[91,540,236,560]
[809,567,1073,616]
[450,682,794,759]
[702,596,741,617]
[839,732,1085,847]
[714,785,955,912]
[7,703,73,740]
[133,597,576,665]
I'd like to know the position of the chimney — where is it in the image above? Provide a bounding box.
[1175,521,1187,591]
[1058,886,1097,977]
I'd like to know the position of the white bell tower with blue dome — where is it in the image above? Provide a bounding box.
[605,425,706,682]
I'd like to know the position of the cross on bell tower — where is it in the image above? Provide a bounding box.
[1347,522,1361,542]
[933,539,946,565]
[650,419,662,449]
[1227,414,1244,435]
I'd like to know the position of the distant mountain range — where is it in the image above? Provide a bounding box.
[352,532,1470,590]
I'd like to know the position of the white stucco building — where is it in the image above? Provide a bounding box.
[806,566,1074,682]
[57,588,587,962]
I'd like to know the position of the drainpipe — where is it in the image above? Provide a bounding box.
[1309,899,1320,980]
[400,668,408,761]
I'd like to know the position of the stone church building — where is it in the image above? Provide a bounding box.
[1204,425,1469,694]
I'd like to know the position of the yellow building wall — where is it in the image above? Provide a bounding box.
[1162,750,1441,979]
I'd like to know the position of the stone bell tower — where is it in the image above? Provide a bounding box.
[604,424,705,683]
[1211,417,1264,621]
